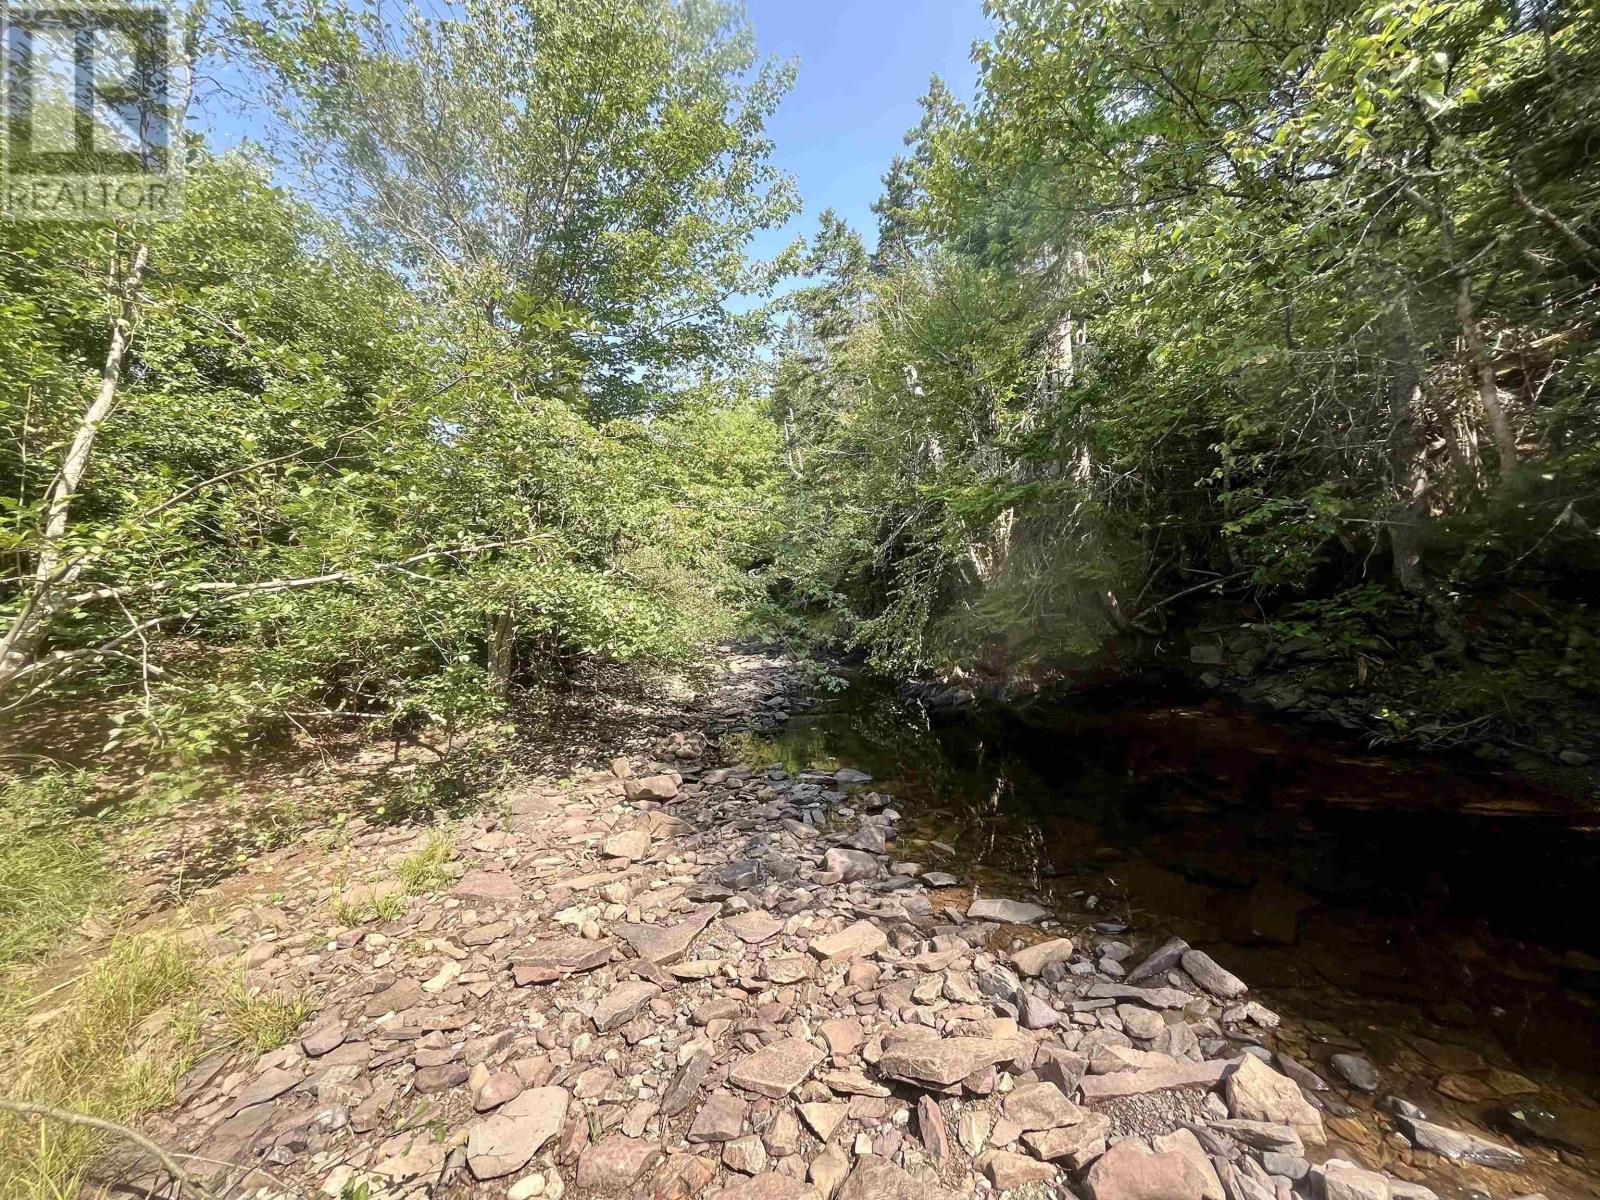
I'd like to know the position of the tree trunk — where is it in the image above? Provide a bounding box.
[487,610,515,696]
[0,242,150,695]
[1385,305,1429,593]
[1453,272,1519,476]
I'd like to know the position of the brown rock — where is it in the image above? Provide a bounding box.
[1011,938,1075,977]
[576,1136,662,1191]
[979,1149,1057,1189]
[1083,1139,1213,1200]
[808,920,887,962]
[1079,1056,1231,1100]
[837,1156,959,1200]
[1022,1111,1111,1167]
[465,1086,568,1179]
[688,1091,748,1144]
[876,1036,1023,1087]
[1224,1054,1325,1146]
[729,1037,825,1098]
[456,870,525,904]
[1003,1081,1084,1131]
[593,980,661,1032]
[617,904,719,965]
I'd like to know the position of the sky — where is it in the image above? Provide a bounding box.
[742,0,992,260]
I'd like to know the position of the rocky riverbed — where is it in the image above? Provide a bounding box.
[127,649,1581,1200]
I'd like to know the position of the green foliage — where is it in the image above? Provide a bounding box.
[768,0,1600,732]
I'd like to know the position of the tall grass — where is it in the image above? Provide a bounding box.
[0,773,106,975]
[0,937,204,1200]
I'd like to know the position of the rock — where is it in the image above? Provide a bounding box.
[819,1018,863,1057]
[1083,1138,1214,1200]
[916,1096,949,1161]
[301,1021,346,1057]
[808,920,887,962]
[1394,1115,1526,1168]
[922,872,959,887]
[602,829,650,861]
[1002,1081,1083,1131]
[723,910,783,944]
[1225,1055,1324,1145]
[688,1092,747,1144]
[414,1063,469,1093]
[593,980,661,1032]
[576,1136,662,1191]
[967,897,1050,924]
[662,1045,713,1116]
[1330,1053,1380,1092]
[1017,992,1063,1029]
[876,1036,1023,1088]
[809,1146,849,1200]
[1180,949,1247,999]
[511,936,615,982]
[764,1109,804,1158]
[626,774,680,801]
[979,1149,1057,1189]
[1152,1129,1225,1200]
[722,1134,768,1175]
[1206,1119,1302,1153]
[821,849,878,882]
[800,1102,848,1142]
[467,1087,569,1180]
[837,1157,959,1200]
[1079,1056,1231,1099]
[1127,935,1190,983]
[474,1070,524,1111]
[729,1037,825,1098]
[1037,1045,1089,1095]
[1086,981,1195,1008]
[1318,1161,1392,1200]
[708,1173,812,1200]
[1118,1003,1164,1040]
[1012,937,1074,976]
[835,768,871,784]
[456,871,525,904]
[617,904,718,964]
[1022,1112,1110,1166]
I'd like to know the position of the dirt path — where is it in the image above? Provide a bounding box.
[115,647,1565,1200]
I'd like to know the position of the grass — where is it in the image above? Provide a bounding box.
[395,829,455,895]
[0,773,107,976]
[220,976,310,1053]
[0,936,206,1200]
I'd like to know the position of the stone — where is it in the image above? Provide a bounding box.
[800,1102,848,1142]
[1394,1116,1526,1168]
[576,1136,662,1191]
[729,1037,825,1098]
[764,1109,804,1158]
[980,1149,1057,1189]
[626,774,680,801]
[602,829,650,861]
[1011,937,1074,976]
[1225,1055,1325,1145]
[762,957,816,984]
[967,897,1049,924]
[808,920,887,961]
[1206,1119,1303,1153]
[1022,1112,1110,1166]
[1037,1045,1089,1095]
[1152,1129,1225,1200]
[708,1174,812,1200]
[1017,992,1063,1029]
[688,1091,747,1144]
[876,1036,1022,1087]
[917,1095,949,1161]
[821,849,878,882]
[617,904,718,964]
[922,872,959,887]
[1086,981,1195,1008]
[467,1087,569,1180]
[837,1156,959,1200]
[662,1045,713,1116]
[456,871,524,904]
[511,936,615,982]
[1083,1138,1214,1200]
[1120,1003,1164,1039]
[809,1146,849,1200]
[723,1134,768,1175]
[474,1070,524,1111]
[1127,935,1190,983]
[1330,1053,1380,1092]
[1181,949,1247,999]
[723,910,783,944]
[414,1063,469,1093]
[300,1021,346,1057]
[1079,1056,1231,1099]
[1319,1162,1392,1200]
[1003,1082,1084,1131]
[593,981,660,1032]
[819,1018,863,1057]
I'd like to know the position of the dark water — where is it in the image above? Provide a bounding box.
[735,681,1600,1188]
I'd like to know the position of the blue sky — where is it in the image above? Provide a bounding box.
[743,0,991,258]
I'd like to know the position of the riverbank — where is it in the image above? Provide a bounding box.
[3,645,1592,1199]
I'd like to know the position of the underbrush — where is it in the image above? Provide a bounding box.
[0,773,107,979]
[0,937,205,1200]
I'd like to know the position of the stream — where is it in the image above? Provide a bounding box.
[728,679,1600,1195]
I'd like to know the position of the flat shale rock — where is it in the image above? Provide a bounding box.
[980,1149,1057,1189]
[729,1037,825,1098]
[466,1086,569,1180]
[808,919,887,961]
[593,980,661,1031]
[455,870,525,904]
[1084,1138,1216,1200]
[723,910,784,944]
[576,1135,663,1191]
[1395,1116,1527,1168]
[617,903,719,964]
[967,897,1050,924]
[837,1156,959,1200]
[1225,1054,1325,1145]
[877,1036,1024,1088]
[707,1173,815,1200]
[1079,1056,1231,1099]
[1011,937,1074,976]
[1003,1081,1084,1130]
